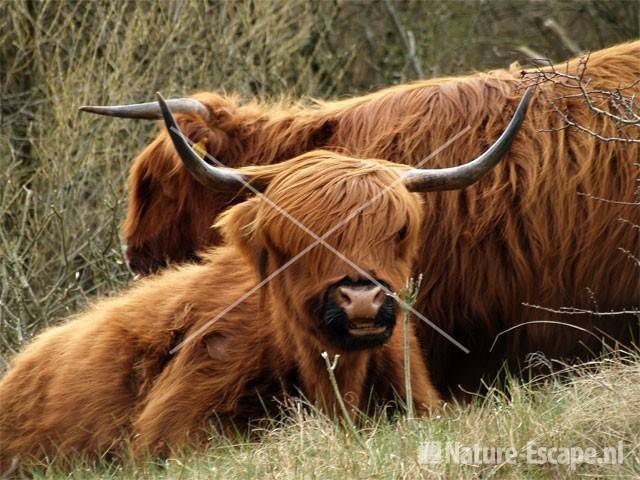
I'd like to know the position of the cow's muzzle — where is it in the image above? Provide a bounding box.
[321,278,396,350]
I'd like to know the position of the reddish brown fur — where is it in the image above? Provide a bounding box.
[0,153,441,467]
[122,42,640,394]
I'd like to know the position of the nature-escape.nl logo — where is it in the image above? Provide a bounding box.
[418,441,625,470]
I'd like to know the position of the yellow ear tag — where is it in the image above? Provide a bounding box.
[193,139,207,159]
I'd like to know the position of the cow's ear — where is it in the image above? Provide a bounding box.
[214,198,266,278]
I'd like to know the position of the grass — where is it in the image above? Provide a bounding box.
[1,1,639,478]
[17,352,640,478]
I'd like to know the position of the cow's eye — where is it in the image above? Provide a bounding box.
[396,225,409,242]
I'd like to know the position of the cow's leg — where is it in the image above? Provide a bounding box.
[131,346,244,457]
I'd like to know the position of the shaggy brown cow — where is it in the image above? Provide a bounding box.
[3,87,532,466]
[82,41,640,397]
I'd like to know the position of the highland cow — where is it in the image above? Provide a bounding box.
[2,88,541,466]
[81,41,640,397]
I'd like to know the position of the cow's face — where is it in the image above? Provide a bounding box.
[221,153,424,351]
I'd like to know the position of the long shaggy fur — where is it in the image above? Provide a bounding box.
[122,42,640,394]
[0,153,441,468]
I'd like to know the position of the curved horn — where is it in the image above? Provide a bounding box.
[156,92,255,193]
[79,98,210,121]
[403,87,533,192]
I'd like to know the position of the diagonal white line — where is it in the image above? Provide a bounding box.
[170,125,471,354]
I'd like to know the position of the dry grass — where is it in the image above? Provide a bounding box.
[18,352,640,478]
[1,1,639,477]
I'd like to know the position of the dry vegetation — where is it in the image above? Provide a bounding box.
[16,354,640,478]
[1,0,638,477]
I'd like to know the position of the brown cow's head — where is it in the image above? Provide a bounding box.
[155,90,531,351]
[80,93,252,274]
[223,153,423,350]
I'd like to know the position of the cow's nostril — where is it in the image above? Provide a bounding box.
[337,286,352,307]
[373,288,386,307]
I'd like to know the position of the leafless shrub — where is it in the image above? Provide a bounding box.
[521,54,640,144]
[516,51,640,325]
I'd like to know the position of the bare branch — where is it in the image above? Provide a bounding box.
[521,52,640,144]
[516,46,545,61]
[522,303,639,317]
[577,192,640,206]
[382,0,424,78]
[542,19,581,56]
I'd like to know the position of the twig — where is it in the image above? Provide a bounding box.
[320,351,366,449]
[382,0,424,78]
[516,45,545,61]
[521,52,640,143]
[490,320,606,353]
[577,192,640,206]
[538,86,639,143]
[398,275,422,419]
[619,247,640,269]
[542,19,582,56]
[522,303,640,317]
